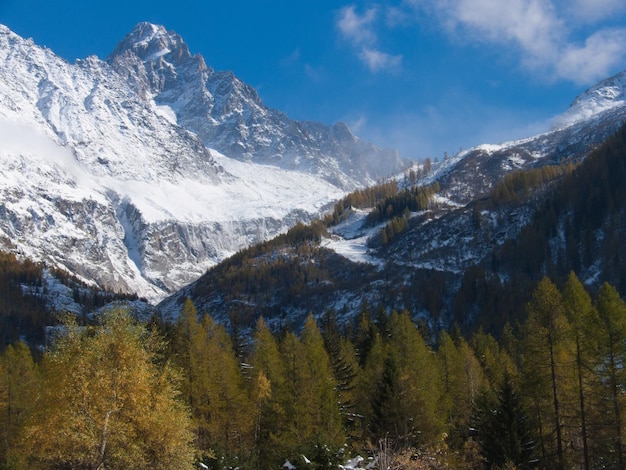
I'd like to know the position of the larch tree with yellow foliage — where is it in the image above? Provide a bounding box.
[19,308,195,470]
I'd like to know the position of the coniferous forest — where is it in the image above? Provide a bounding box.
[2,272,626,469]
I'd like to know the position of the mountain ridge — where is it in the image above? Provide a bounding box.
[0,22,400,301]
[107,22,403,188]
[158,70,626,330]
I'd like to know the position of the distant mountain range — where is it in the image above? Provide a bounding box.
[0,23,403,301]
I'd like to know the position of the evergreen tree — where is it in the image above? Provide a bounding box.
[473,373,537,469]
[369,311,443,447]
[521,277,574,470]
[370,354,402,441]
[198,314,254,464]
[356,328,386,443]
[470,329,518,392]
[248,317,288,470]
[438,332,485,448]
[300,314,345,461]
[320,310,360,437]
[562,272,602,469]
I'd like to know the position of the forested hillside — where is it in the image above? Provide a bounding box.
[0,252,141,349]
[164,122,626,339]
[460,121,626,333]
[2,274,626,469]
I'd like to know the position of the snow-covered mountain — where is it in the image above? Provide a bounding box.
[158,68,626,329]
[0,23,402,301]
[107,23,402,188]
[417,68,626,206]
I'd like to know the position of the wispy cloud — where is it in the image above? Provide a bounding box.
[556,29,626,84]
[404,0,626,84]
[336,5,403,73]
[337,5,378,45]
[280,48,301,68]
[359,48,403,72]
[564,0,626,23]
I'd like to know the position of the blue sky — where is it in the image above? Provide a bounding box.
[2,0,626,160]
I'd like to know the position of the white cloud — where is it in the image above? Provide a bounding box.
[359,48,403,73]
[336,5,403,73]
[556,29,626,84]
[337,5,378,45]
[405,0,626,84]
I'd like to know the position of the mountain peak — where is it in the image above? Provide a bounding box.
[128,22,168,43]
[552,68,626,130]
[108,22,192,65]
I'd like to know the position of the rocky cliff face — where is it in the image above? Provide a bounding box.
[107,23,404,189]
[0,23,395,300]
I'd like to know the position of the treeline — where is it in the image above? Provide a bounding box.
[3,272,625,469]
[325,181,399,226]
[0,251,141,350]
[489,163,576,205]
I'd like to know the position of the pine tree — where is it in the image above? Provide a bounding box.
[473,373,537,469]
[438,332,485,448]
[248,317,288,470]
[369,311,443,448]
[300,314,345,463]
[470,329,518,392]
[197,314,254,464]
[320,310,360,438]
[562,272,601,469]
[280,330,309,454]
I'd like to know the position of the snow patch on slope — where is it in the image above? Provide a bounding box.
[552,69,626,130]
[322,209,383,266]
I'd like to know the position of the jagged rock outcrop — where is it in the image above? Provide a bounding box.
[107,23,403,188]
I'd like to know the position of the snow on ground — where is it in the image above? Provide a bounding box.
[322,234,382,266]
[322,208,383,267]
[109,150,346,224]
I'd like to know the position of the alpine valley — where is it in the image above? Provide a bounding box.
[1,22,626,337]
